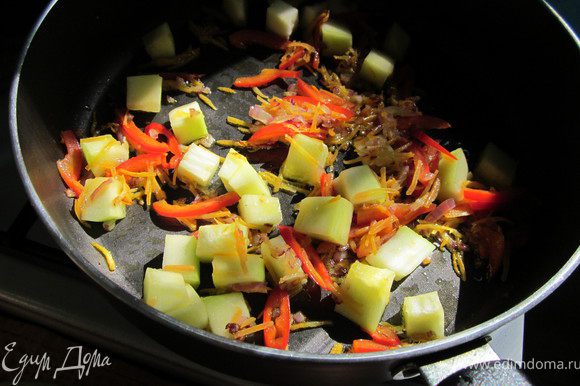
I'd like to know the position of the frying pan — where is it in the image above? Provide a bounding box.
[10,0,580,383]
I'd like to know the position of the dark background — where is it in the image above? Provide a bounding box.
[1,0,578,384]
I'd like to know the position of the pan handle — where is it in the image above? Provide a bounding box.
[417,338,533,385]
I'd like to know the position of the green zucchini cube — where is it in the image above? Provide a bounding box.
[266,0,298,39]
[142,22,175,59]
[126,74,163,113]
[281,134,328,186]
[218,149,271,196]
[166,284,209,329]
[402,291,444,340]
[176,143,220,187]
[475,142,517,189]
[438,148,468,201]
[261,236,306,292]
[168,101,208,145]
[366,226,435,281]
[294,196,353,245]
[212,254,266,288]
[143,268,189,313]
[162,234,200,288]
[195,222,249,263]
[321,22,352,56]
[202,292,251,338]
[333,165,387,206]
[334,261,395,332]
[238,195,283,229]
[80,177,126,223]
[80,134,129,177]
[359,50,395,89]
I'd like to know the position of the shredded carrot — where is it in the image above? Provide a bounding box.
[330,343,344,354]
[252,86,269,100]
[218,86,237,94]
[163,265,196,272]
[199,94,217,110]
[91,242,116,271]
[231,307,244,326]
[290,320,332,331]
[406,159,422,195]
[234,220,248,273]
[226,116,251,127]
[233,321,274,339]
[259,171,311,194]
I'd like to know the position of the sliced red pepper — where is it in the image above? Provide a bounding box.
[144,122,182,168]
[116,153,165,173]
[233,69,300,88]
[411,129,457,160]
[263,288,291,350]
[351,339,388,353]
[279,47,304,70]
[152,192,240,218]
[282,95,354,121]
[229,30,289,51]
[390,203,436,225]
[397,115,451,131]
[56,130,84,197]
[248,123,296,144]
[294,233,334,289]
[296,79,353,108]
[356,204,392,226]
[319,173,334,196]
[462,188,510,211]
[364,325,401,347]
[120,113,170,154]
[278,226,334,292]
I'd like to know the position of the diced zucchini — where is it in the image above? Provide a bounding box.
[212,254,266,288]
[162,234,200,288]
[266,0,299,39]
[238,195,282,229]
[202,292,251,338]
[359,50,395,89]
[321,22,352,56]
[281,134,328,186]
[383,23,410,61]
[177,143,220,187]
[143,268,189,313]
[475,142,517,189]
[166,285,209,329]
[80,177,126,222]
[294,196,353,245]
[80,135,129,177]
[402,291,445,340]
[223,0,247,27]
[438,148,468,201]
[195,222,249,263]
[334,261,395,332]
[333,165,386,206]
[365,226,435,281]
[126,74,163,113]
[168,101,208,145]
[142,22,175,59]
[261,236,306,292]
[218,149,271,196]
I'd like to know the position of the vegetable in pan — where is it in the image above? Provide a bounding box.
[55,2,518,353]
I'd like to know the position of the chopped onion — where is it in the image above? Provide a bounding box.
[425,198,456,223]
[249,105,273,124]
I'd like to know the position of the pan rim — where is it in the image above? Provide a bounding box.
[8,0,580,366]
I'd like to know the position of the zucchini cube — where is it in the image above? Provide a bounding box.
[366,226,435,281]
[142,22,175,59]
[475,142,517,189]
[281,134,328,186]
[162,234,200,288]
[359,50,395,89]
[218,149,271,196]
[333,165,387,206]
[166,284,209,329]
[195,222,249,263]
[143,268,189,313]
[238,195,282,229]
[177,143,220,187]
[126,74,162,113]
[212,254,265,288]
[438,148,468,201]
[334,261,395,332]
[261,236,306,292]
[321,22,352,56]
[80,177,126,223]
[266,0,298,39]
[80,134,129,177]
[294,196,353,245]
[168,101,208,145]
[202,292,251,338]
[402,291,445,340]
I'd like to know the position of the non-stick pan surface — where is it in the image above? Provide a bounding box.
[10,0,580,383]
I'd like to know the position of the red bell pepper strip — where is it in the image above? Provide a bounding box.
[390,203,436,225]
[120,113,170,154]
[296,79,353,109]
[279,47,304,70]
[263,288,291,350]
[364,325,401,347]
[294,233,334,288]
[411,129,457,160]
[278,226,335,292]
[144,123,182,168]
[152,192,240,218]
[319,173,334,196]
[233,69,300,88]
[397,115,451,131]
[356,205,392,226]
[247,123,296,144]
[229,30,289,50]
[351,339,388,353]
[282,95,354,121]
[462,188,510,211]
[56,130,84,197]
[116,153,165,173]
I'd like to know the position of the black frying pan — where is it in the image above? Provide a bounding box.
[10,0,580,384]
